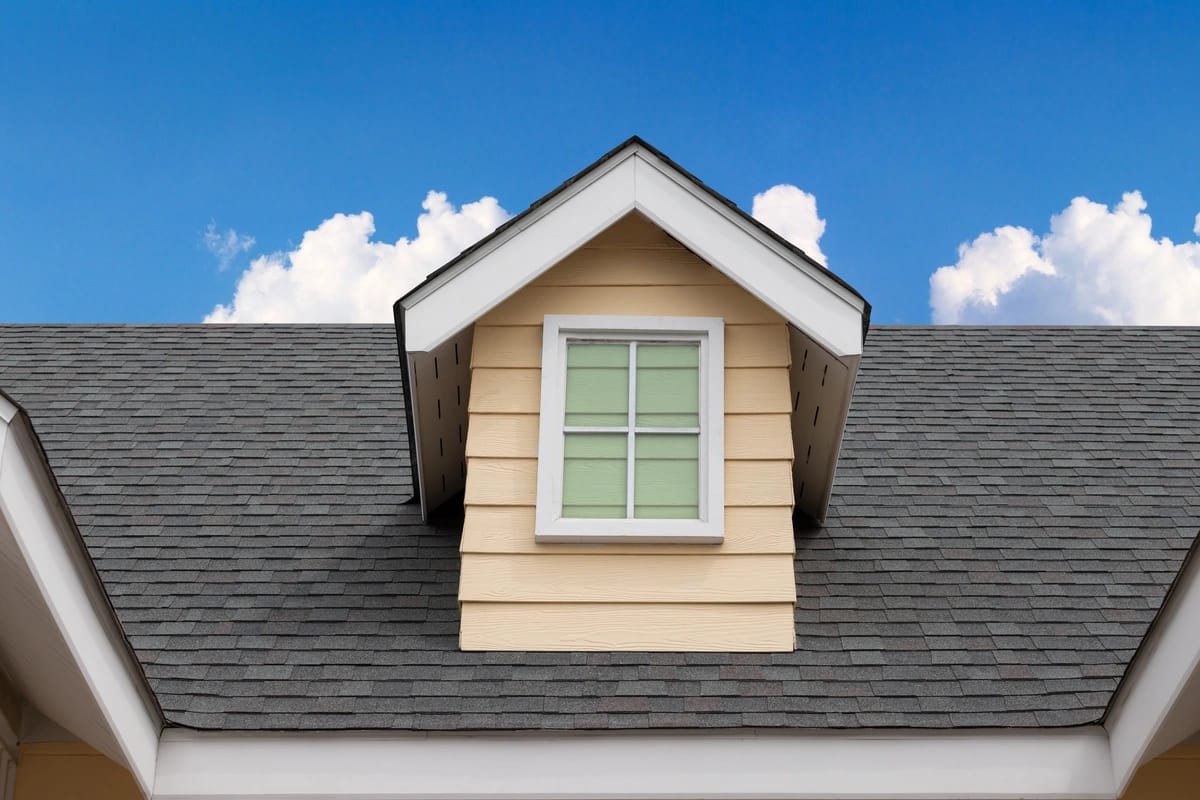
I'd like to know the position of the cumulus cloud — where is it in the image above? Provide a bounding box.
[203,223,256,271]
[205,192,510,323]
[930,192,1200,324]
[751,184,827,265]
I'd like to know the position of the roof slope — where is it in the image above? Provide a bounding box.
[0,324,1195,731]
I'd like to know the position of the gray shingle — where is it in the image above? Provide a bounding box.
[0,324,1196,732]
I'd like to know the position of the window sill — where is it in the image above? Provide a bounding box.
[534,520,725,545]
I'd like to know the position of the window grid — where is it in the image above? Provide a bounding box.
[561,338,701,520]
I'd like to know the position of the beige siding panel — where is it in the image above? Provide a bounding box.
[459,213,797,652]
[465,414,540,458]
[531,250,735,287]
[461,505,795,555]
[460,602,795,651]
[1121,745,1200,799]
[465,458,792,508]
[460,553,796,603]
[471,326,543,368]
[468,369,541,413]
[13,743,141,800]
[726,324,791,367]
[727,460,794,506]
[726,368,793,413]
[473,324,786,370]
[478,285,784,326]
[464,458,537,505]
[725,414,793,460]
[468,413,791,460]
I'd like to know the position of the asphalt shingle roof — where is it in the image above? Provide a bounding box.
[0,324,1196,731]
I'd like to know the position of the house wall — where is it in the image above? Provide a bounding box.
[13,743,139,800]
[460,212,797,651]
[1121,744,1200,799]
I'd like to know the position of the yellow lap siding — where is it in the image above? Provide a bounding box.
[478,284,781,326]
[460,212,797,651]
[13,743,140,800]
[465,458,794,507]
[459,554,795,603]
[471,323,790,369]
[461,505,795,555]
[460,603,796,651]
[466,413,791,460]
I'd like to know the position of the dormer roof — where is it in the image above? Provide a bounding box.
[395,137,872,520]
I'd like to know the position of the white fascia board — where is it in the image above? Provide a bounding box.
[631,154,864,359]
[1105,539,1200,794]
[403,154,638,353]
[403,143,866,360]
[154,727,1114,800]
[0,411,160,796]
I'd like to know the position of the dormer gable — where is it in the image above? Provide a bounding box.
[397,137,871,524]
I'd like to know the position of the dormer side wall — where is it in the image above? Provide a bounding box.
[459,213,797,651]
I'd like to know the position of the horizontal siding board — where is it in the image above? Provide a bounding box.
[459,553,796,603]
[472,368,793,414]
[725,324,791,367]
[725,414,793,460]
[468,368,541,413]
[465,414,540,458]
[470,326,543,368]
[477,285,784,326]
[460,602,796,651]
[530,249,735,287]
[472,325,790,370]
[461,505,795,554]
[465,458,794,507]
[726,368,792,413]
[463,458,538,505]
[726,460,794,506]
[468,417,796,460]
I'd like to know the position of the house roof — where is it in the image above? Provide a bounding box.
[0,324,1196,732]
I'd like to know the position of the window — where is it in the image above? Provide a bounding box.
[535,315,724,542]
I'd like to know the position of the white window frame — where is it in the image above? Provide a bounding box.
[534,314,725,543]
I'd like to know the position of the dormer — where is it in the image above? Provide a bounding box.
[395,137,870,652]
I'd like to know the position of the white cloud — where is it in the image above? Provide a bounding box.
[203,223,256,271]
[205,192,510,323]
[751,184,827,265]
[929,191,1200,324]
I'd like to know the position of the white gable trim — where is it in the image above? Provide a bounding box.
[1105,539,1200,794]
[0,402,160,796]
[401,144,866,359]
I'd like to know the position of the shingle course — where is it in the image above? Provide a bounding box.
[0,324,1196,731]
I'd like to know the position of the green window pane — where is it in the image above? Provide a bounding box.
[562,432,627,518]
[565,343,629,426]
[635,344,699,427]
[633,433,699,519]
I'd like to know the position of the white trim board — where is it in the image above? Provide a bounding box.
[534,315,725,543]
[1104,537,1200,794]
[154,727,1114,800]
[0,404,160,796]
[400,143,867,359]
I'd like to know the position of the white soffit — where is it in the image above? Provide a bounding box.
[154,727,1114,800]
[401,143,867,360]
[1105,538,1200,795]
[0,400,160,797]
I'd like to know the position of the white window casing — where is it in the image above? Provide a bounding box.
[535,314,725,543]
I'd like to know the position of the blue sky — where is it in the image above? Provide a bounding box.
[2,1,1198,324]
